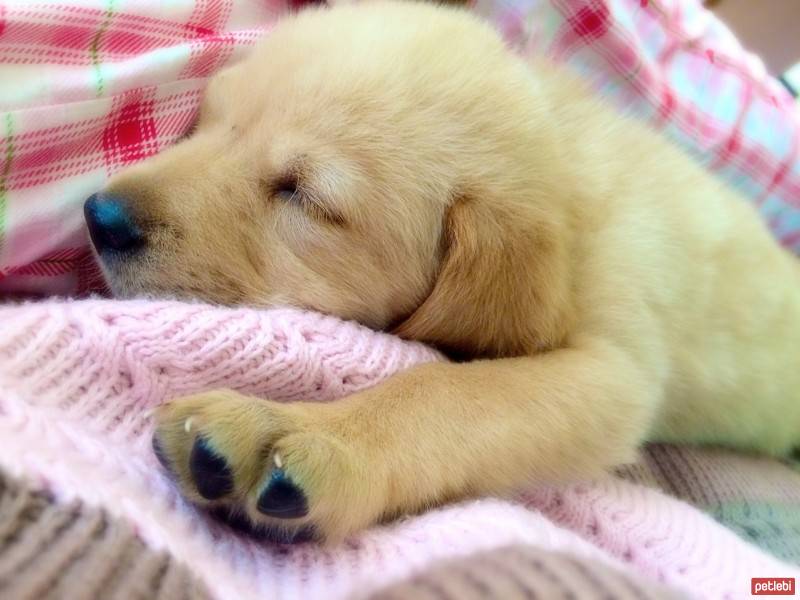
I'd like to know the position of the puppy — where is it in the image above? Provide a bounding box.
[84,1,800,543]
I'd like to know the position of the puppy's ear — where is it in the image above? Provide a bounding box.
[393,192,573,358]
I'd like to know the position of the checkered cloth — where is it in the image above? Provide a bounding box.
[0,0,799,296]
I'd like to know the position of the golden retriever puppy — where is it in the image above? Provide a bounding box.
[84,1,800,543]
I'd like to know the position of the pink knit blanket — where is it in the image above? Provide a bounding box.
[0,299,796,599]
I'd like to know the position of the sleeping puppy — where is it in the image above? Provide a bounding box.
[84,1,800,543]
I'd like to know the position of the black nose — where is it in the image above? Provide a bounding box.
[84,193,144,254]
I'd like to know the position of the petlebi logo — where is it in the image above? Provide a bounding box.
[752,578,796,596]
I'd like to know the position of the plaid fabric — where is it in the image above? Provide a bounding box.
[0,0,799,295]
[0,0,284,295]
[475,0,800,242]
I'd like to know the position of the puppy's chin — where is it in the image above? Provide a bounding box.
[96,258,270,308]
[93,256,175,301]
[105,278,209,303]
[101,274,158,301]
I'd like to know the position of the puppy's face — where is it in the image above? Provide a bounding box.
[85,3,553,340]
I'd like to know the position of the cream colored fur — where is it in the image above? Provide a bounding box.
[94,1,800,543]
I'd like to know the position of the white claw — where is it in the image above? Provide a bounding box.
[184,417,194,433]
[273,452,283,469]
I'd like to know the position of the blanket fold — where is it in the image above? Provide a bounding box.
[1,299,798,600]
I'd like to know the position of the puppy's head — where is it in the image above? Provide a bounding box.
[86,1,572,354]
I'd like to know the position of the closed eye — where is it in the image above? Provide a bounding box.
[265,174,346,227]
[273,175,301,202]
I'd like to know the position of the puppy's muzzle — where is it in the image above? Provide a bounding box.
[84,193,145,255]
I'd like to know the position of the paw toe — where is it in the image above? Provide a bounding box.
[256,468,309,519]
[190,436,234,500]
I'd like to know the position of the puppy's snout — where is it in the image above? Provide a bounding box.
[84,193,144,254]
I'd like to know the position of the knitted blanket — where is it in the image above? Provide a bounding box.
[0,468,673,600]
[2,299,799,600]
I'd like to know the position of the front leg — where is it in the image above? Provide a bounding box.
[153,338,657,543]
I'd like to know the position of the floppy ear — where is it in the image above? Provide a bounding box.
[392,192,574,358]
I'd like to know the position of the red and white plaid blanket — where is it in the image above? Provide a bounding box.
[0,0,798,296]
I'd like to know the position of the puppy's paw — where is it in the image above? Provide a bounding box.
[152,390,385,544]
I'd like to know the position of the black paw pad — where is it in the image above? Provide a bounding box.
[257,469,308,519]
[189,436,234,500]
